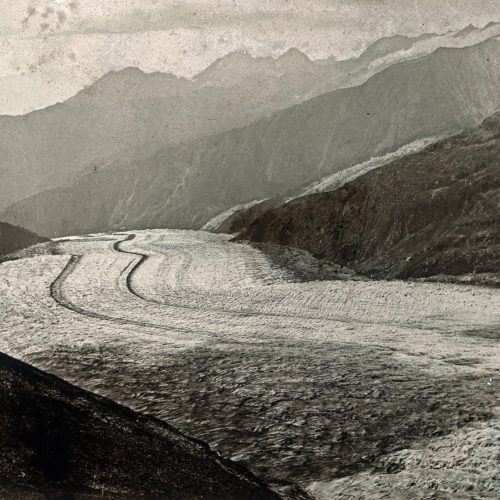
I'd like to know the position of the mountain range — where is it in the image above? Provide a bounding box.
[0,23,498,215]
[2,37,499,237]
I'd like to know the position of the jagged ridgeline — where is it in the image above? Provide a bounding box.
[1,38,499,237]
[2,25,497,212]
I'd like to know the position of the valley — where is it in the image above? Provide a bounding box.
[1,10,499,497]
[1,229,498,497]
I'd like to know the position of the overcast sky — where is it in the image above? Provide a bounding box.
[1,0,499,114]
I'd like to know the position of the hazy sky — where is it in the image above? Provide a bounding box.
[1,0,499,114]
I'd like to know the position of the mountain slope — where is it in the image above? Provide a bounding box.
[2,39,499,238]
[236,112,500,283]
[0,41,395,211]
[1,25,498,212]
[0,351,288,499]
[0,222,48,257]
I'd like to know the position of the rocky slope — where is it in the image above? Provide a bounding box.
[236,112,500,283]
[2,25,498,212]
[0,221,48,257]
[203,137,441,234]
[0,351,297,499]
[3,39,499,238]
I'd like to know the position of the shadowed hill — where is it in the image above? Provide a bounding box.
[2,39,499,238]
[0,351,299,499]
[0,222,48,257]
[236,112,500,284]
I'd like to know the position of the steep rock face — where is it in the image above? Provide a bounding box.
[0,222,48,256]
[0,351,284,499]
[237,112,500,281]
[2,40,499,237]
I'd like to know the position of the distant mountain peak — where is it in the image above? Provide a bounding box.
[193,50,259,82]
[453,23,478,37]
[214,49,254,63]
[71,66,189,103]
[194,47,313,82]
[358,32,435,61]
[277,47,312,63]
[97,66,184,83]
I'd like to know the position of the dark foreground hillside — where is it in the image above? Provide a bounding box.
[0,352,291,499]
[237,112,500,283]
[0,222,48,257]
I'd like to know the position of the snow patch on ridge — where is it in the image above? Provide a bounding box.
[201,198,270,232]
[290,136,441,201]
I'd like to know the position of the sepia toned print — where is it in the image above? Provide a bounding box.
[0,2,499,498]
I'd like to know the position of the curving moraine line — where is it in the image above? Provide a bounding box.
[113,234,155,303]
[48,234,401,355]
[50,232,490,360]
[49,248,217,336]
[112,235,404,354]
[113,233,437,332]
